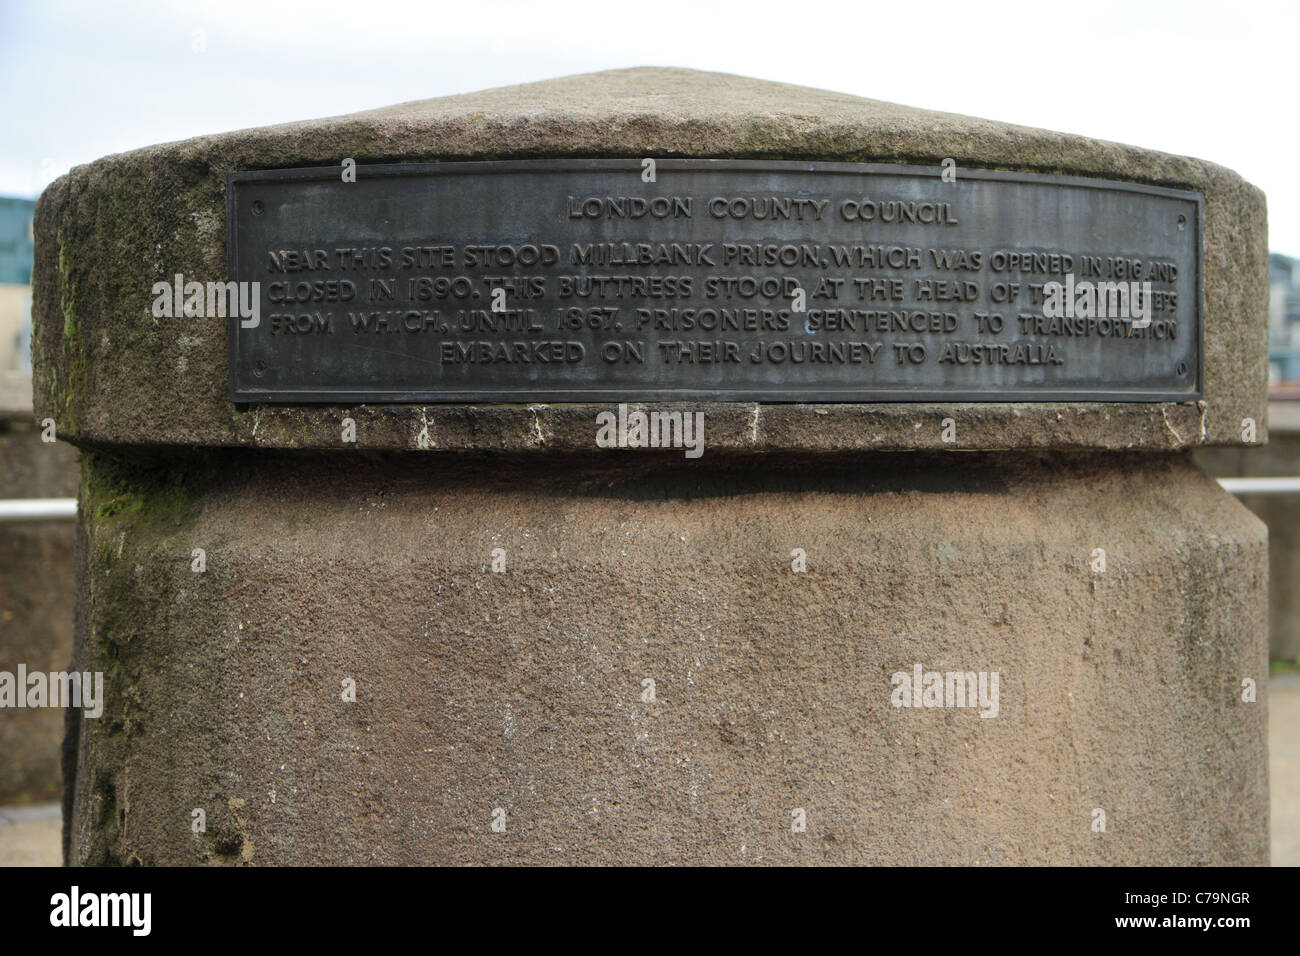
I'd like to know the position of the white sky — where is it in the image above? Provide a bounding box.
[2,0,1297,255]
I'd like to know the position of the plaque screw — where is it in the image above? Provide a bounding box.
[1176,214,1186,231]
[251,200,265,216]
[253,360,266,377]
[1176,361,1188,376]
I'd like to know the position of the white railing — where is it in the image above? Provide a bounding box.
[0,478,1298,522]
[0,498,77,520]
[1216,477,1300,495]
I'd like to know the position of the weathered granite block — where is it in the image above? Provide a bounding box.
[32,70,1271,865]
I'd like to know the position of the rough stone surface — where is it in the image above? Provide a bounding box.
[0,374,79,803]
[30,67,1267,451]
[65,451,1267,865]
[1197,402,1300,661]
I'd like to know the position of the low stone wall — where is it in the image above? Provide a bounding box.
[0,372,79,803]
[1196,401,1300,662]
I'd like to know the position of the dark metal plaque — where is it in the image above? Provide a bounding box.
[227,160,1201,403]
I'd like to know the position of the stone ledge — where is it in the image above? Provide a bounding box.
[31,67,1269,451]
[64,400,1213,454]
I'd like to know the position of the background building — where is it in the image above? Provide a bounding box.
[0,197,35,373]
[1270,252,1300,387]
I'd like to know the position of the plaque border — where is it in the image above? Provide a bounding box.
[227,159,1204,405]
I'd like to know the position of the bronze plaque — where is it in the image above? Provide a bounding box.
[227,160,1201,403]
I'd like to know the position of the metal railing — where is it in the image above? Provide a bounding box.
[1216,477,1300,495]
[0,498,77,520]
[1,477,1299,523]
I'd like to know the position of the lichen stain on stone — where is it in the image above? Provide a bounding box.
[1175,540,1228,703]
[189,208,218,242]
[526,404,548,446]
[54,236,86,426]
[227,796,255,862]
[415,408,435,449]
[934,542,959,567]
[57,241,77,340]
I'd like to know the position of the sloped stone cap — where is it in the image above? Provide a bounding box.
[30,67,1268,451]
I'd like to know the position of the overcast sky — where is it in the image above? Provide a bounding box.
[2,0,1297,256]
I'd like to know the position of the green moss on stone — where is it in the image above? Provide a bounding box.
[83,451,217,535]
[55,237,86,426]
